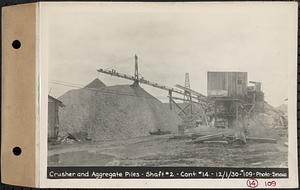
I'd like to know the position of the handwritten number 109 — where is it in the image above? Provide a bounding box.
[265,181,276,187]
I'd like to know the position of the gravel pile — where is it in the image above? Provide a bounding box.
[58,80,181,141]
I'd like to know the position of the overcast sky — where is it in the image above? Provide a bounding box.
[43,2,297,107]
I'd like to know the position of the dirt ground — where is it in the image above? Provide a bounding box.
[48,128,288,168]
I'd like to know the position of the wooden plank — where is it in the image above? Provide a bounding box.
[203,141,229,144]
[246,137,277,143]
[170,98,187,115]
[207,72,247,97]
[193,133,224,143]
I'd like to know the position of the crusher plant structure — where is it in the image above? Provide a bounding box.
[207,72,264,128]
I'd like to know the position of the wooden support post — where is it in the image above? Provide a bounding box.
[200,104,209,127]
[179,103,192,115]
[189,96,193,114]
[171,98,187,115]
[197,96,209,127]
[214,102,217,126]
[169,90,172,110]
[236,102,239,121]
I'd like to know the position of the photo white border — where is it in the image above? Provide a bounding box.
[37,2,298,188]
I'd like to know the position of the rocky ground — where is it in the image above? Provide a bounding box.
[48,127,288,168]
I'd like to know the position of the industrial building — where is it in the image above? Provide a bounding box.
[48,95,64,141]
[207,71,264,128]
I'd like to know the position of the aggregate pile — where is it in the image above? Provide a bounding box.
[251,102,288,129]
[84,78,106,89]
[58,79,181,141]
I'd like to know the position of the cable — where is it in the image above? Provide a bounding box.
[103,56,134,70]
[49,80,169,101]
[50,80,85,87]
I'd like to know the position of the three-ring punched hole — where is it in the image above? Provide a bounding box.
[11,40,22,156]
[12,40,21,49]
[13,147,22,156]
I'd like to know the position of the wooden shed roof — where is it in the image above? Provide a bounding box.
[48,95,64,107]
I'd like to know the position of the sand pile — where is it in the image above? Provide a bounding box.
[58,80,181,141]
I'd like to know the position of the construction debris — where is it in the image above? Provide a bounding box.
[233,131,247,144]
[193,133,224,143]
[168,135,191,140]
[149,129,171,135]
[203,140,229,144]
[246,137,277,144]
[58,133,79,144]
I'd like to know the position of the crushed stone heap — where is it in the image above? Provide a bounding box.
[84,78,106,89]
[58,80,181,141]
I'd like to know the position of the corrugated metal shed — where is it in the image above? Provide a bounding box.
[207,72,247,98]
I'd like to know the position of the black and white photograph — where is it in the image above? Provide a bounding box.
[1,1,297,189]
[44,2,294,170]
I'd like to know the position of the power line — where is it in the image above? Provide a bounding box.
[49,80,169,101]
[104,56,134,70]
[51,80,86,87]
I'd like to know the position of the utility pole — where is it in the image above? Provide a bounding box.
[133,54,139,86]
[169,90,173,110]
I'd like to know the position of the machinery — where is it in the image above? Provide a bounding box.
[207,72,264,128]
[97,55,210,130]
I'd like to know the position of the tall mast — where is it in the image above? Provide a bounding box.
[184,73,191,102]
[133,54,139,86]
